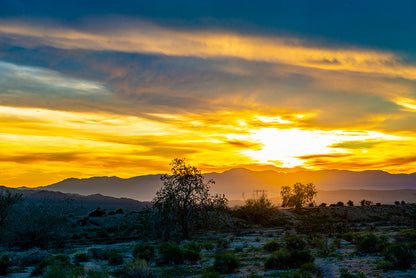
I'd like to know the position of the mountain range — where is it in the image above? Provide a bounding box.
[17,168,416,204]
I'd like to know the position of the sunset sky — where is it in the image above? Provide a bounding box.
[1,1,416,186]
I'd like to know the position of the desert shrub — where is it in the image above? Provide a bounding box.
[311,236,335,257]
[375,259,394,271]
[285,234,307,251]
[264,249,314,270]
[288,250,314,268]
[263,240,281,252]
[347,200,354,206]
[340,268,366,278]
[183,247,201,263]
[356,234,387,254]
[115,259,156,278]
[44,264,85,278]
[73,252,89,264]
[360,200,372,206]
[31,254,77,277]
[341,233,355,243]
[133,243,155,262]
[0,253,11,275]
[213,252,239,274]
[87,269,110,278]
[383,243,415,269]
[5,201,73,249]
[158,242,184,265]
[17,249,49,267]
[336,201,344,207]
[234,246,244,252]
[279,263,318,278]
[200,268,221,278]
[395,230,416,243]
[108,250,123,266]
[203,242,215,251]
[319,203,327,207]
[265,249,290,269]
[233,195,278,225]
[216,238,230,249]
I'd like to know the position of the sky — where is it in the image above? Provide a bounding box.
[1,0,416,186]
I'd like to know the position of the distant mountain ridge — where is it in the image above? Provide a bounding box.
[0,186,150,215]
[23,168,416,202]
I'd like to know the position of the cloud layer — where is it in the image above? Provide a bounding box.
[1,14,416,186]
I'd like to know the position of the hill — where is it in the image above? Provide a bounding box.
[25,168,416,203]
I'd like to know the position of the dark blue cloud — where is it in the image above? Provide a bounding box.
[1,0,416,54]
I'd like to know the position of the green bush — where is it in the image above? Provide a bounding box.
[108,250,123,266]
[31,254,83,278]
[265,250,290,270]
[158,242,184,265]
[115,260,156,278]
[311,236,335,257]
[383,243,415,269]
[341,233,355,243]
[0,253,11,275]
[133,243,155,262]
[213,252,239,274]
[17,249,49,267]
[203,242,215,251]
[264,249,314,270]
[233,195,278,225]
[284,234,307,251]
[73,252,89,264]
[340,268,366,278]
[263,240,281,252]
[356,234,386,254]
[200,268,221,278]
[375,259,394,271]
[184,248,201,263]
[87,269,110,278]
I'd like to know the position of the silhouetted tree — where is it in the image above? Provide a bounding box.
[336,201,344,207]
[360,199,373,206]
[153,158,228,239]
[347,200,354,207]
[0,190,23,228]
[281,183,317,209]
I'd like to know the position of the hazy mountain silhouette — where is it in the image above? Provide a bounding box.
[0,186,150,214]
[24,168,416,203]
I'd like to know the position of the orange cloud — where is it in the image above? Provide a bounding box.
[1,19,416,80]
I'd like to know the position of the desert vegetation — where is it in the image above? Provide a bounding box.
[0,159,415,277]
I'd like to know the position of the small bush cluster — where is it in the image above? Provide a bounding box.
[213,252,239,274]
[107,250,123,266]
[264,249,314,270]
[32,254,85,278]
[133,243,155,263]
[379,243,415,270]
[340,268,366,278]
[284,234,307,251]
[356,234,387,254]
[73,252,89,264]
[263,240,281,252]
[156,242,183,265]
[0,253,11,275]
[115,259,156,278]
[265,234,314,270]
